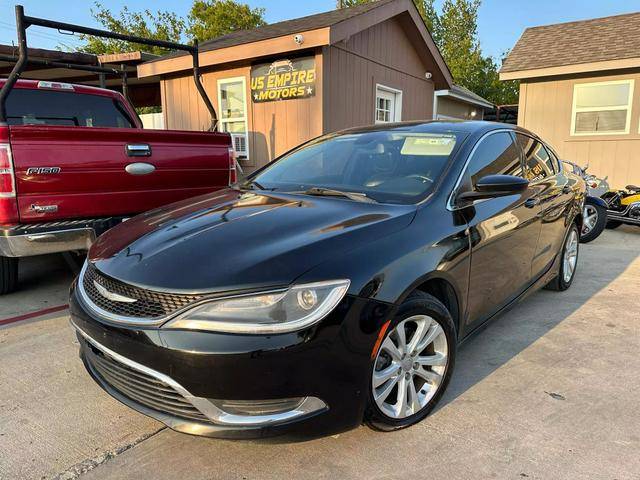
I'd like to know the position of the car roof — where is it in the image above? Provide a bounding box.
[335,120,541,140]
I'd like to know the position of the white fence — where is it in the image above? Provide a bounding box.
[139,112,165,129]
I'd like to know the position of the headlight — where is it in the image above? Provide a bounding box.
[163,279,350,334]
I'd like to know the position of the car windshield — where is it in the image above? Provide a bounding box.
[250,129,465,204]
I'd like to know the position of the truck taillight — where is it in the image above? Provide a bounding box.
[0,126,19,224]
[228,147,237,185]
[0,144,15,196]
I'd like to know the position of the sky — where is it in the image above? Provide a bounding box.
[1,0,639,61]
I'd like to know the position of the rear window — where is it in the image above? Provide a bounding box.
[5,88,134,128]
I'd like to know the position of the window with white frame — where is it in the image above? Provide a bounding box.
[375,85,402,123]
[571,80,634,135]
[218,77,249,158]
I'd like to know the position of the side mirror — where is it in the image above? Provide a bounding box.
[456,174,529,203]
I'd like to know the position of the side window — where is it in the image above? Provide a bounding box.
[516,134,556,182]
[464,132,524,189]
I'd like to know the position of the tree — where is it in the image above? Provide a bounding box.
[338,0,518,105]
[432,0,518,105]
[79,3,185,55]
[187,0,266,41]
[78,0,266,55]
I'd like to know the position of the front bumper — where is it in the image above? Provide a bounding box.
[0,218,125,257]
[70,282,395,439]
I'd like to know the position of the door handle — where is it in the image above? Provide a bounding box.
[524,198,540,208]
[126,144,152,157]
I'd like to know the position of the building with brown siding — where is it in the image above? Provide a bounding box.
[137,0,452,172]
[434,84,493,120]
[500,12,640,188]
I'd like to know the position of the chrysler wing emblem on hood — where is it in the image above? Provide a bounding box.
[93,281,138,303]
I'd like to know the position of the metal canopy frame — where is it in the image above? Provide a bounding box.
[0,5,218,129]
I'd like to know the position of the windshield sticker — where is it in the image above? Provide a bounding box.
[400,136,456,156]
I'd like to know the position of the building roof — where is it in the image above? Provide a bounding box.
[198,0,397,52]
[501,12,640,80]
[0,44,161,106]
[138,0,452,89]
[436,84,493,109]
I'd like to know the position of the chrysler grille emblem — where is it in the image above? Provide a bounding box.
[93,281,138,303]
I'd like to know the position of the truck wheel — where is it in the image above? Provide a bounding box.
[0,256,18,295]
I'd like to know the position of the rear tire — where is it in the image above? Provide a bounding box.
[366,291,456,432]
[0,256,19,295]
[580,203,606,243]
[545,224,579,292]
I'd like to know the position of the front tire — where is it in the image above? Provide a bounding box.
[366,291,456,432]
[0,256,18,295]
[580,203,606,243]
[545,224,579,291]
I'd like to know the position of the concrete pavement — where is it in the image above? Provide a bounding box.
[1,227,639,480]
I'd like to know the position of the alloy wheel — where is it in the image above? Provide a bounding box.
[372,315,449,419]
[582,205,598,235]
[563,229,579,283]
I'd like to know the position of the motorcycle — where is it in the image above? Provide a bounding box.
[564,161,609,243]
[602,185,640,230]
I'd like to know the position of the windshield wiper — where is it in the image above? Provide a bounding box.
[237,180,271,191]
[295,187,377,203]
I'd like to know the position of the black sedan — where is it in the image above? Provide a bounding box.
[70,121,585,439]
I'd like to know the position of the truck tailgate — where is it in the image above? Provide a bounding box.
[9,125,231,222]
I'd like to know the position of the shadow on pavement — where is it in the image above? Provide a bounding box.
[439,228,639,407]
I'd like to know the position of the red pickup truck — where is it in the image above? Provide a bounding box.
[0,79,234,294]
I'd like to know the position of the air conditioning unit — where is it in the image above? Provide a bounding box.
[230,133,248,158]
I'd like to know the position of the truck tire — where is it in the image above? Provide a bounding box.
[0,256,18,295]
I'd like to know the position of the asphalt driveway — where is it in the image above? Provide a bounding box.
[1,227,639,480]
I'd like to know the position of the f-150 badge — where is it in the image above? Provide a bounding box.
[26,167,61,175]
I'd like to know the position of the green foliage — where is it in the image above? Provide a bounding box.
[187,0,266,41]
[340,0,518,105]
[136,106,162,115]
[80,3,185,55]
[78,0,267,55]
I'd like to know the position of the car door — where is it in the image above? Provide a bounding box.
[515,134,573,278]
[7,86,230,223]
[460,131,542,329]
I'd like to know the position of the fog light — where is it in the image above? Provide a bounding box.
[213,397,306,416]
[297,289,318,310]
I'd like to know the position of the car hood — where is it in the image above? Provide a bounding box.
[89,189,416,293]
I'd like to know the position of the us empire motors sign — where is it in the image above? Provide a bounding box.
[250,57,316,102]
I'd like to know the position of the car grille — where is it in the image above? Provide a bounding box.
[84,341,212,424]
[82,263,203,319]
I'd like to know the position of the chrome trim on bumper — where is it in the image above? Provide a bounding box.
[76,261,166,327]
[0,227,95,257]
[71,321,327,432]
